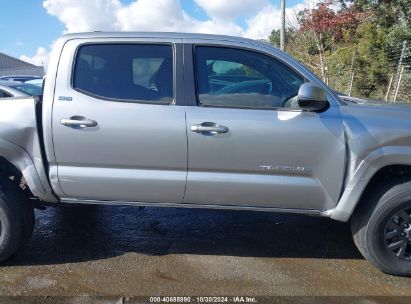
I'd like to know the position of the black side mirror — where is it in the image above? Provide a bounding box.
[297,83,329,112]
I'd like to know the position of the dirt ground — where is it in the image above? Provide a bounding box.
[0,205,410,302]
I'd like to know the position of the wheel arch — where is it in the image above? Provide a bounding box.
[0,139,57,202]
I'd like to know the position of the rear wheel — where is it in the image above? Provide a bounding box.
[0,176,34,263]
[351,179,411,276]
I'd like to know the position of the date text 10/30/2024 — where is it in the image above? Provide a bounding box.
[149,296,258,303]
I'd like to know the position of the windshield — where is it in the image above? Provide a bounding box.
[10,83,42,96]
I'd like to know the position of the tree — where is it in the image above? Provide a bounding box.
[269,29,294,49]
[288,1,368,84]
[353,0,411,29]
[267,0,411,100]
[353,21,391,98]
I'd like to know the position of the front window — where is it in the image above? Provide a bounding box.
[194,46,305,109]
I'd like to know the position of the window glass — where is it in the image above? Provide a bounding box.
[0,89,12,98]
[73,44,173,104]
[195,46,305,109]
[10,84,42,96]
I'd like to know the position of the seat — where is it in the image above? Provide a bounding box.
[154,59,173,99]
[74,59,93,92]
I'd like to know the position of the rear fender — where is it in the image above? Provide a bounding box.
[0,98,57,202]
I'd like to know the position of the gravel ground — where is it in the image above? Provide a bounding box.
[0,205,410,301]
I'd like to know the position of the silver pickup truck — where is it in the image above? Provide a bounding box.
[1,32,411,276]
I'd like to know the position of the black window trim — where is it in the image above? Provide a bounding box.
[70,42,176,106]
[192,44,309,112]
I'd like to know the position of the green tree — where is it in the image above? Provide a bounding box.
[353,21,391,98]
[354,0,411,28]
[267,0,411,100]
[268,29,294,49]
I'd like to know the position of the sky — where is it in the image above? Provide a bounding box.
[0,0,318,67]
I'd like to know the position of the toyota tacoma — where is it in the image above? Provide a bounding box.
[0,32,411,276]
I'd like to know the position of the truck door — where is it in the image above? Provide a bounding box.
[183,43,346,210]
[51,38,187,204]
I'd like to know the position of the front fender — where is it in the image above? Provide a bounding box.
[329,146,411,221]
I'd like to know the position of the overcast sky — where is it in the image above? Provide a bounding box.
[1,0,320,67]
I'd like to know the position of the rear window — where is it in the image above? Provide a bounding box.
[73,44,174,104]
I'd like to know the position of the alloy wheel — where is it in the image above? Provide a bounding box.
[384,206,411,261]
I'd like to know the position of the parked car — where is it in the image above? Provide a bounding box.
[0,75,42,83]
[0,81,30,98]
[0,32,411,276]
[0,80,42,97]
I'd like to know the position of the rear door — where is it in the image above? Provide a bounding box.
[183,41,346,210]
[51,38,187,203]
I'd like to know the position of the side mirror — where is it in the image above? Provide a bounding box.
[297,83,329,112]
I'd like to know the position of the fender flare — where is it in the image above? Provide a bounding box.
[330,146,411,222]
[0,138,57,202]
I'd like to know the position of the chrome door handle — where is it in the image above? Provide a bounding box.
[60,116,98,128]
[191,122,229,134]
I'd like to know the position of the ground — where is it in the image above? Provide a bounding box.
[0,205,410,301]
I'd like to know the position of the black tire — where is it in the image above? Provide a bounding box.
[351,178,411,277]
[0,176,35,263]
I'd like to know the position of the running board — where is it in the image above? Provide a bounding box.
[60,198,330,217]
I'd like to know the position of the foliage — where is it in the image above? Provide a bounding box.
[269,0,411,100]
[298,1,367,43]
[268,29,295,48]
[352,21,391,98]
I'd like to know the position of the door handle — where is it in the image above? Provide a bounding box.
[60,116,98,128]
[191,122,229,134]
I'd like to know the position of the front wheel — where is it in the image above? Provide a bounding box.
[351,179,411,277]
[0,176,34,263]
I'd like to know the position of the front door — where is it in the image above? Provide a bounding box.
[184,44,345,210]
[52,39,187,203]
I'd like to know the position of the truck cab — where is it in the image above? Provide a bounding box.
[46,33,344,212]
